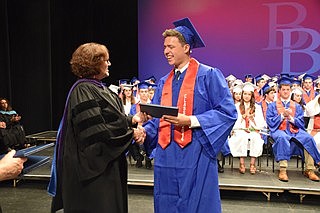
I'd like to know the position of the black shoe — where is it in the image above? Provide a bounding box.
[218,161,224,173]
[135,156,144,168]
[145,158,152,169]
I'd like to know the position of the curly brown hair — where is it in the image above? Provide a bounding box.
[70,43,109,78]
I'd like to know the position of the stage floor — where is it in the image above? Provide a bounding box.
[14,144,320,204]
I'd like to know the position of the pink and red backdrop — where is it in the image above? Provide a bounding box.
[138,0,320,81]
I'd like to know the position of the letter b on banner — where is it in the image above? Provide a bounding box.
[279,28,320,73]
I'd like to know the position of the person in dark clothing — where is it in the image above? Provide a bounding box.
[47,42,147,213]
[0,98,26,154]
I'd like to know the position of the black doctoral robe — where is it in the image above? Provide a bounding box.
[51,79,135,213]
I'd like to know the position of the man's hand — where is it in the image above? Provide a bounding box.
[0,150,27,181]
[163,113,191,127]
[283,108,291,118]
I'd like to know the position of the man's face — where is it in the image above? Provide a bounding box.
[163,36,189,68]
[265,91,275,102]
[279,85,291,100]
[257,79,266,89]
[139,89,149,102]
[303,79,313,90]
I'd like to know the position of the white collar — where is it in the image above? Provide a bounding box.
[280,98,290,102]
[175,62,189,74]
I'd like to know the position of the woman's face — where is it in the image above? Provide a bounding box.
[243,91,252,103]
[0,99,8,111]
[293,93,302,103]
[233,92,242,102]
[96,53,111,80]
[124,89,132,98]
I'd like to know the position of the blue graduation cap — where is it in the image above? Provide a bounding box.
[131,77,140,85]
[292,79,301,86]
[302,74,315,81]
[255,74,264,83]
[173,17,205,49]
[149,83,157,90]
[244,74,252,79]
[278,76,292,86]
[261,82,273,95]
[145,76,156,83]
[137,81,152,90]
[280,73,291,78]
[119,79,130,85]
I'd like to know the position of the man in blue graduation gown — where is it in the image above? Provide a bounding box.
[266,77,320,182]
[141,18,237,213]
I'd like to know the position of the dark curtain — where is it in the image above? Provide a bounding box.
[0,0,138,134]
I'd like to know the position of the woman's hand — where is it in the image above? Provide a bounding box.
[11,114,21,122]
[0,122,6,129]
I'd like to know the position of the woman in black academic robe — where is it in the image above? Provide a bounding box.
[49,43,146,213]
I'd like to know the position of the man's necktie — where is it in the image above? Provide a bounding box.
[175,70,181,81]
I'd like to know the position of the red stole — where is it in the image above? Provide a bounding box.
[276,99,298,133]
[240,104,256,133]
[158,58,199,149]
[254,89,262,103]
[303,89,316,104]
[261,100,268,119]
[311,114,320,136]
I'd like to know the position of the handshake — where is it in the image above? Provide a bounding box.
[133,126,146,144]
[131,112,150,144]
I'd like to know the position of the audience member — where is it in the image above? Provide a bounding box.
[121,84,136,115]
[266,77,320,182]
[305,94,320,152]
[254,74,266,103]
[0,98,26,154]
[229,82,265,174]
[129,81,153,169]
[302,74,318,104]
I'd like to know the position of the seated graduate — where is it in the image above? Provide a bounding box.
[120,82,136,116]
[305,94,320,152]
[266,77,320,182]
[291,87,305,111]
[129,81,153,169]
[302,74,318,104]
[229,82,266,174]
[231,84,243,104]
[254,74,266,103]
[0,98,26,154]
